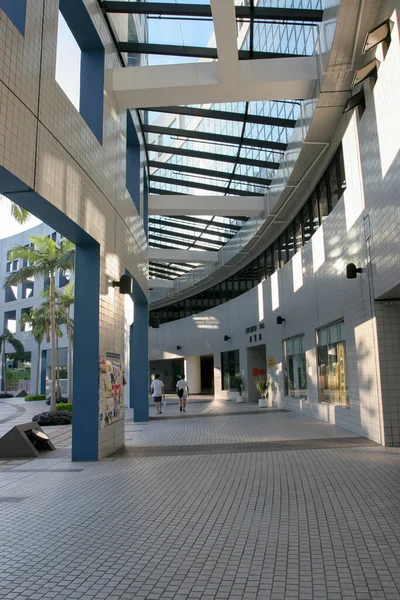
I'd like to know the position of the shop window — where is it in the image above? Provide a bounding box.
[0,0,27,35]
[221,349,240,390]
[284,334,307,398]
[302,202,312,244]
[317,320,349,406]
[328,158,339,210]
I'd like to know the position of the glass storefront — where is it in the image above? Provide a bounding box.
[284,334,307,398]
[221,349,240,390]
[317,321,348,406]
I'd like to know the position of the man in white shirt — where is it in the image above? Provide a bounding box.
[176,375,190,413]
[150,374,165,415]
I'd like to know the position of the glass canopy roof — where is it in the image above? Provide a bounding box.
[102,0,323,280]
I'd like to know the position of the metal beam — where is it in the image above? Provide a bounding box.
[146,106,296,129]
[150,175,263,196]
[149,249,218,263]
[148,161,271,186]
[104,2,323,22]
[149,217,234,238]
[144,125,287,151]
[111,56,318,108]
[148,194,265,217]
[118,42,302,60]
[149,225,226,244]
[147,144,279,170]
[211,0,239,83]
[151,214,245,230]
[150,238,218,252]
[151,263,192,274]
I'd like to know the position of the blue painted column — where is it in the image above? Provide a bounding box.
[130,299,149,422]
[72,243,100,460]
[40,349,47,395]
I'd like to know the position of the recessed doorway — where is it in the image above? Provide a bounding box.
[247,344,267,403]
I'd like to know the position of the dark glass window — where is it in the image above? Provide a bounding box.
[302,202,312,244]
[294,213,302,252]
[265,248,274,277]
[287,224,295,260]
[273,242,280,271]
[279,233,288,266]
[318,177,329,222]
[311,191,320,233]
[221,349,240,390]
[328,158,339,210]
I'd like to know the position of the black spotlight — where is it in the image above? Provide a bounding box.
[346,263,363,279]
[224,335,231,341]
[176,345,182,350]
[112,274,133,294]
[277,316,285,325]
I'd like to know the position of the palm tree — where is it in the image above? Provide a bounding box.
[0,328,25,395]
[4,235,75,410]
[58,282,74,404]
[11,203,30,224]
[20,307,48,396]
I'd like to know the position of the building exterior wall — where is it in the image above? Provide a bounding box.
[0,1,148,458]
[150,2,400,446]
[0,223,69,396]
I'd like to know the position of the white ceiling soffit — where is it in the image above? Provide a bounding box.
[149,249,218,264]
[148,195,265,218]
[111,57,318,109]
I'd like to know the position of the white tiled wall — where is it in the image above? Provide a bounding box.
[0,0,148,458]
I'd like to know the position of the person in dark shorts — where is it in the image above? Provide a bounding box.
[150,374,165,415]
[176,374,190,412]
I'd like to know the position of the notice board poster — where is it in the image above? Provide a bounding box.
[99,352,124,428]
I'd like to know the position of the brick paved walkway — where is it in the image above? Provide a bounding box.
[0,401,399,599]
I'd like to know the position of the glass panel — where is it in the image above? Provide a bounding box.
[294,213,302,252]
[302,201,312,244]
[338,144,346,195]
[318,176,329,222]
[221,349,240,390]
[287,223,295,260]
[279,233,288,266]
[318,341,348,406]
[328,158,339,210]
[311,191,320,233]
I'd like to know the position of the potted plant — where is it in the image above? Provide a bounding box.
[255,375,270,407]
[232,374,245,402]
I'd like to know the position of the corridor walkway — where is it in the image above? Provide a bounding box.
[0,402,399,600]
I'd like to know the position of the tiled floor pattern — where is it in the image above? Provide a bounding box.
[0,401,399,599]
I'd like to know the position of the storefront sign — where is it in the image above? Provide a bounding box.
[245,325,257,334]
[252,368,266,376]
[267,356,275,368]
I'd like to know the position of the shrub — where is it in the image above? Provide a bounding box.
[56,402,72,412]
[25,394,46,401]
[33,411,72,426]
[46,395,68,406]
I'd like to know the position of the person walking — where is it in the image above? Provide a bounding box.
[150,374,165,415]
[176,374,190,412]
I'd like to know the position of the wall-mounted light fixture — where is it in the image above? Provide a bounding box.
[344,88,366,114]
[224,335,231,341]
[276,316,285,325]
[346,263,363,279]
[176,345,182,350]
[362,19,392,54]
[111,274,132,295]
[352,58,380,88]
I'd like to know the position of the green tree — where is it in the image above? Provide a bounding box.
[10,203,30,224]
[20,306,49,396]
[0,328,25,394]
[4,235,75,410]
[58,282,74,404]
